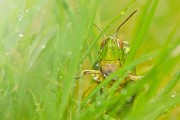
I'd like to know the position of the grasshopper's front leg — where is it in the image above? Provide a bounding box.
[82,70,103,82]
[82,82,99,99]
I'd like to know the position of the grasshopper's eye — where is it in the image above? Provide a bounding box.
[123,41,130,54]
[117,40,123,49]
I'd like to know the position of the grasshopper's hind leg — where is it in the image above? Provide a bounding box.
[82,82,99,99]
[81,70,104,99]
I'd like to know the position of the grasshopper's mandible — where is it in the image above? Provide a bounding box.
[81,10,143,98]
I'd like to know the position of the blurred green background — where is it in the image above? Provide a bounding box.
[0,0,179,120]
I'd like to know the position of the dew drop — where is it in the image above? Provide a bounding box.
[19,33,23,38]
[97,101,101,106]
[5,52,9,56]
[67,51,72,56]
[41,45,46,49]
[144,84,149,91]
[30,62,33,67]
[171,94,176,98]
[163,109,168,114]
[121,88,127,95]
[25,9,29,13]
[18,17,22,21]
[120,11,125,15]
[171,92,176,98]
[148,57,153,60]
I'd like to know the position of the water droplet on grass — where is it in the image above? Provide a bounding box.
[18,17,22,21]
[97,101,101,106]
[5,52,9,56]
[121,88,127,95]
[171,94,176,98]
[120,11,125,15]
[30,62,33,67]
[144,84,149,91]
[19,33,23,38]
[67,51,72,56]
[25,9,29,13]
[41,45,46,49]
[171,92,176,98]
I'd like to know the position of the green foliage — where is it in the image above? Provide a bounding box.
[0,0,179,120]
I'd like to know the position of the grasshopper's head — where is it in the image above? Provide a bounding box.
[95,10,137,76]
[99,35,124,60]
[98,35,130,76]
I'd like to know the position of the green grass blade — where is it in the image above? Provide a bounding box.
[158,70,180,97]
[126,0,160,63]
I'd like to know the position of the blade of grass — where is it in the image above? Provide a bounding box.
[57,1,101,119]
[74,1,101,119]
[125,38,180,119]
[126,0,160,63]
[144,38,180,99]
[28,89,44,120]
[158,70,180,97]
[125,94,180,120]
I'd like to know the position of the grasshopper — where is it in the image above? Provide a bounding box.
[81,10,143,98]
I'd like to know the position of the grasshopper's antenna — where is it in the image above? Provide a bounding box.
[93,23,107,39]
[116,10,137,35]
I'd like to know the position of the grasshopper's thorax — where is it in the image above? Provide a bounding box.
[98,35,130,77]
